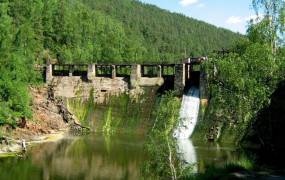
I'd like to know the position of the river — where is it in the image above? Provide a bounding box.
[0,133,240,179]
[0,89,244,179]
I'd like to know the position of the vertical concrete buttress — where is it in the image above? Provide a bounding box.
[157,65,162,77]
[69,65,73,77]
[186,64,191,80]
[46,63,53,83]
[112,65,116,79]
[174,63,186,95]
[130,64,141,89]
[87,64,96,81]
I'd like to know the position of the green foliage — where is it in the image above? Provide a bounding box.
[201,42,285,143]
[15,0,241,64]
[81,0,242,62]
[251,0,285,51]
[142,92,183,179]
[149,91,181,137]
[0,1,37,126]
[247,19,272,45]
[197,0,285,145]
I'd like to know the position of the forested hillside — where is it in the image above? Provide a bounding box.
[81,0,242,62]
[2,0,242,64]
[0,0,240,124]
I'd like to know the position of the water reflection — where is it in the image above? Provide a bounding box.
[0,133,147,180]
[176,138,241,174]
[193,141,239,173]
[176,139,198,173]
[0,134,242,179]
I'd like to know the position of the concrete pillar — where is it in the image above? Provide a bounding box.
[174,63,185,95]
[112,65,116,79]
[130,64,141,89]
[69,65,73,77]
[200,70,208,106]
[187,64,191,80]
[87,64,96,80]
[157,65,162,77]
[46,63,53,83]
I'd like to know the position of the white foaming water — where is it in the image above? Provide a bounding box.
[176,139,198,172]
[173,87,200,139]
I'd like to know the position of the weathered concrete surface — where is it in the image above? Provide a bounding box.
[51,63,166,103]
[47,63,193,98]
[130,64,141,89]
[174,64,186,95]
[46,64,53,83]
[51,77,129,103]
[138,77,164,87]
[87,64,96,80]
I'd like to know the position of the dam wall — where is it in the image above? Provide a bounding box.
[45,59,206,102]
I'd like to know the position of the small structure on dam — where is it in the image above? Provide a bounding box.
[45,58,207,102]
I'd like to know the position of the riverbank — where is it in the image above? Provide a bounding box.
[0,86,71,156]
[0,130,67,156]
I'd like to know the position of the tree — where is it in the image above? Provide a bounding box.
[252,0,285,53]
[0,1,13,56]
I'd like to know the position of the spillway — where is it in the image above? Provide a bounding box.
[173,87,200,139]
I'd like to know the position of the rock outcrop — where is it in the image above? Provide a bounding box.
[47,83,90,134]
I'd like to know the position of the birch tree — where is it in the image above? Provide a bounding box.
[252,0,285,53]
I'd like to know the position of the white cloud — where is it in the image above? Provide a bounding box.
[226,16,243,24]
[226,14,264,26]
[179,0,199,7]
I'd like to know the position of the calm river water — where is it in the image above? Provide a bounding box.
[0,133,240,180]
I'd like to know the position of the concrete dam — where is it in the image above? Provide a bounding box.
[45,58,207,103]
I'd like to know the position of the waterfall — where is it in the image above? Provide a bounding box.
[173,87,200,139]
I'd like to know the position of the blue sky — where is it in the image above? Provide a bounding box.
[139,0,255,34]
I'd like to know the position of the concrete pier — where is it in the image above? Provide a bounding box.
[112,65,116,79]
[46,63,53,83]
[130,64,141,89]
[174,64,186,95]
[87,64,96,80]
